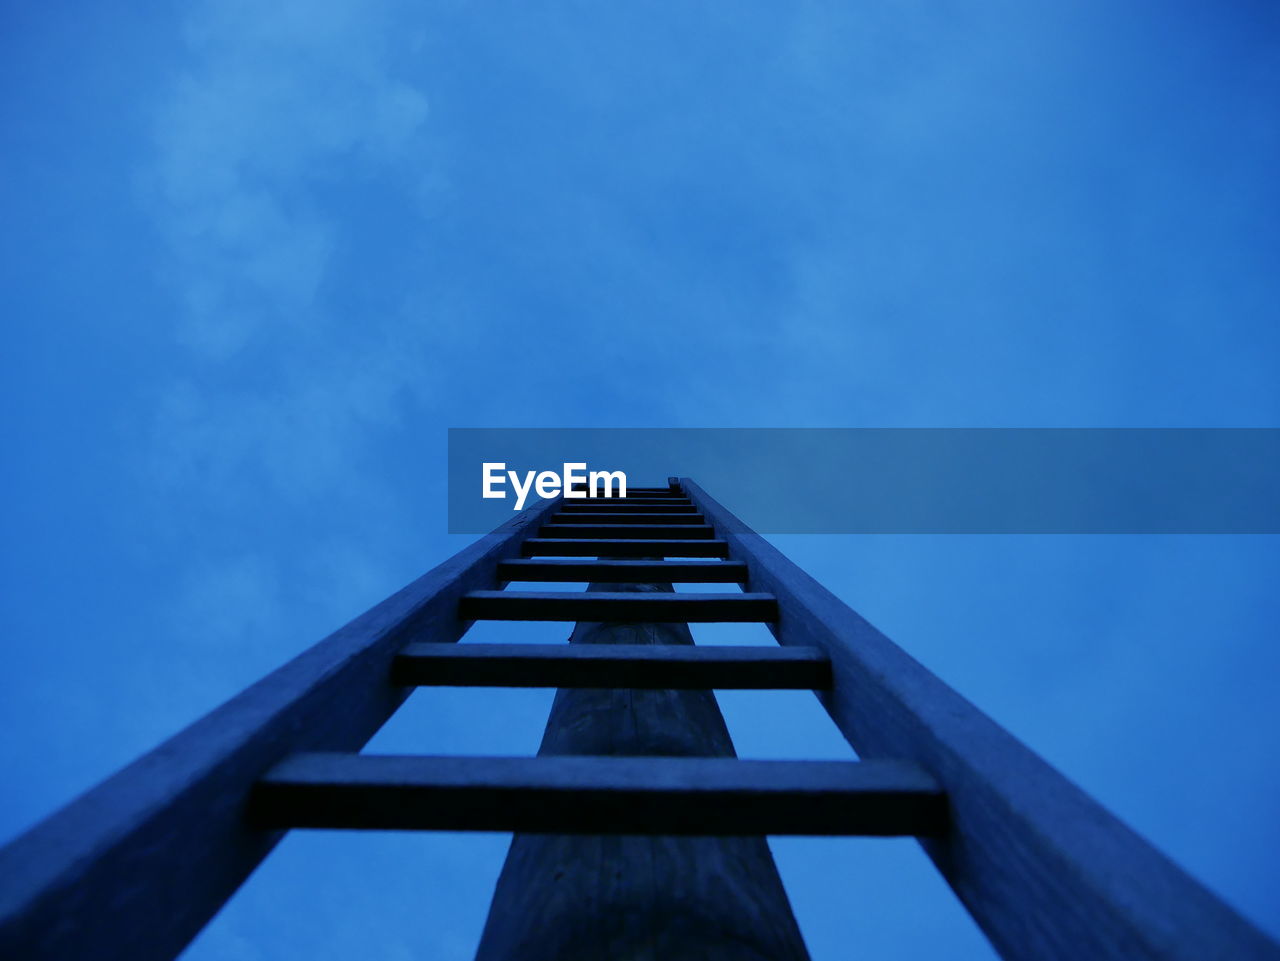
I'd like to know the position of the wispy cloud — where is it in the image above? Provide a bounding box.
[137,0,444,500]
[135,0,443,659]
[145,0,430,358]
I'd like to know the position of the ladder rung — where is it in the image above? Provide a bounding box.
[252,754,947,836]
[392,643,829,689]
[540,524,716,539]
[459,591,777,622]
[600,490,685,496]
[498,559,747,583]
[567,498,691,506]
[559,504,700,514]
[550,513,706,524]
[522,539,730,558]
[565,486,674,493]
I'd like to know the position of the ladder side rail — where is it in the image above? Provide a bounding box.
[679,477,1279,961]
[0,496,562,961]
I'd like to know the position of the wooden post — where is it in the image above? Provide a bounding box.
[475,577,812,961]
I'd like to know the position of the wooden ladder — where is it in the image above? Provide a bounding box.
[1,479,1275,960]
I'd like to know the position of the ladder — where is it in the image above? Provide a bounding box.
[1,478,1276,960]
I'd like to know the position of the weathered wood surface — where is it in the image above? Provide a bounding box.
[497,558,746,583]
[475,578,814,961]
[391,642,831,689]
[459,590,777,622]
[680,478,1280,961]
[521,538,729,558]
[252,753,943,835]
[0,496,562,961]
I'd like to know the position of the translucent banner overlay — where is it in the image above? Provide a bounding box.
[447,428,1280,534]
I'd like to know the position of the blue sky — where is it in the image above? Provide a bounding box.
[2,1,1278,958]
